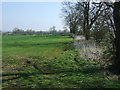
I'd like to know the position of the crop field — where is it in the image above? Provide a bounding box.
[2,35,120,88]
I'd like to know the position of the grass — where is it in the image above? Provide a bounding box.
[3,35,72,58]
[0,34,2,59]
[2,34,120,88]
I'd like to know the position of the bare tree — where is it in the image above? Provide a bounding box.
[104,1,120,74]
[62,2,82,34]
[62,1,110,40]
[113,1,120,74]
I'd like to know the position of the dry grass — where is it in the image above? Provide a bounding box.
[74,36,103,61]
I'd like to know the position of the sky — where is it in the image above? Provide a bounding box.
[0,2,2,31]
[2,2,64,32]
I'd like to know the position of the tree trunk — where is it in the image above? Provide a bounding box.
[113,2,120,74]
[85,26,90,40]
[84,2,90,40]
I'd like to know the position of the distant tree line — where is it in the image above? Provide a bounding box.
[2,26,70,35]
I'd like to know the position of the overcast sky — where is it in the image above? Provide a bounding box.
[2,2,64,32]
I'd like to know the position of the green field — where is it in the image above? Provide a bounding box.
[2,35,120,88]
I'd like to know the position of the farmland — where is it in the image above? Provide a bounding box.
[2,35,120,88]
